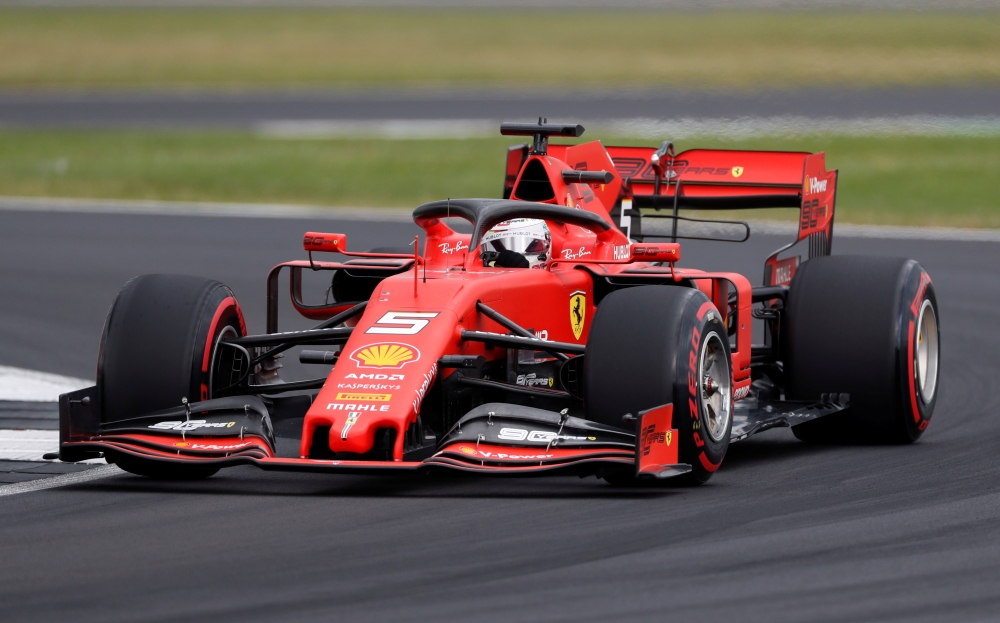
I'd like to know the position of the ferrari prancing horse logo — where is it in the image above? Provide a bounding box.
[570,291,586,340]
[732,166,744,178]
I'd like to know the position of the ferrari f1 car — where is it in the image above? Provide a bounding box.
[58,121,940,485]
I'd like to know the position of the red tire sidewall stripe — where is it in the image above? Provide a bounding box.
[906,271,932,427]
[907,320,921,424]
[201,296,242,374]
[695,301,715,321]
[686,299,725,474]
[699,451,721,472]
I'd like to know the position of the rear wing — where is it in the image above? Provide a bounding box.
[606,146,838,286]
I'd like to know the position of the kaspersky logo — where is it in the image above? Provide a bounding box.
[350,343,420,369]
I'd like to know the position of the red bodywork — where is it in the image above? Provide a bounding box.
[62,135,837,477]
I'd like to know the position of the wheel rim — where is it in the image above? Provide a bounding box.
[915,299,939,403]
[208,325,248,398]
[700,331,732,442]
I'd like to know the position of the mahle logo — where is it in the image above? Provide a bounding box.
[350,343,420,369]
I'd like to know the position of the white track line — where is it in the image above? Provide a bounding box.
[605,115,1000,140]
[257,118,497,140]
[0,464,121,498]
[0,429,59,461]
[255,116,1000,141]
[0,365,91,402]
[0,429,103,463]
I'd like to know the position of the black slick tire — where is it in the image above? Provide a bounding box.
[97,274,247,479]
[785,255,939,444]
[585,285,732,485]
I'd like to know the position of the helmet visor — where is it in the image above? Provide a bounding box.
[480,218,550,268]
[485,235,547,255]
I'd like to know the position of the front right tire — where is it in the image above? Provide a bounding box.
[585,285,733,485]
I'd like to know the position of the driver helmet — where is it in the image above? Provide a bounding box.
[480,218,551,268]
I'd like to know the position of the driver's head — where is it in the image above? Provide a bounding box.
[480,218,550,269]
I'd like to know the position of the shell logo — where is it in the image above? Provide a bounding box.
[350,343,420,369]
[459,446,477,456]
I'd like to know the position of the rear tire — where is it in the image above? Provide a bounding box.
[585,286,732,485]
[785,256,939,444]
[98,274,247,479]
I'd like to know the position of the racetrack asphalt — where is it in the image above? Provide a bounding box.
[1,206,999,622]
[2,85,1000,128]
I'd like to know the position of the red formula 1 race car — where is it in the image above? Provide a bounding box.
[59,121,940,485]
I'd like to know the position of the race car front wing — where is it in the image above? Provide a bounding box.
[58,387,846,479]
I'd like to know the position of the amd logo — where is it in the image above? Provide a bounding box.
[344,373,405,380]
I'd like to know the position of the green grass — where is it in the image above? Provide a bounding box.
[2,130,999,228]
[0,131,508,207]
[1,8,999,89]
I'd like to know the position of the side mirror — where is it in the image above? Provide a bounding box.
[303,232,347,253]
[631,243,680,263]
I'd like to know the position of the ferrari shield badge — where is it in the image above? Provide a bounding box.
[732,166,744,178]
[570,291,586,340]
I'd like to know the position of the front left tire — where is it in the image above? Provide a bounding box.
[98,274,247,479]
